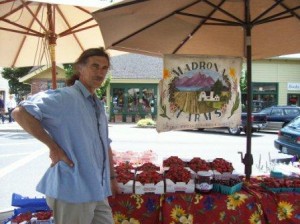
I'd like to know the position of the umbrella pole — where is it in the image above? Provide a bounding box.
[50,44,57,90]
[47,4,57,90]
[244,0,253,180]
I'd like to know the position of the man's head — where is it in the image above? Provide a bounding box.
[67,47,110,93]
[75,47,110,69]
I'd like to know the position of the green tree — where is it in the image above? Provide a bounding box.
[63,63,74,79]
[1,67,32,100]
[96,75,111,99]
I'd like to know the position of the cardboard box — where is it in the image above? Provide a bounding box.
[165,179,195,193]
[134,180,164,194]
[30,217,55,224]
[117,180,134,194]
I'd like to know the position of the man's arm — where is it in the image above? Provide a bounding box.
[12,106,74,167]
[108,146,120,195]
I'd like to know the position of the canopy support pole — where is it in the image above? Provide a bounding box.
[244,0,253,180]
[47,4,57,89]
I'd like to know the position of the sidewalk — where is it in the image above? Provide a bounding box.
[0,122,136,132]
[0,122,23,132]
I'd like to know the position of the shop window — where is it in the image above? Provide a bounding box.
[288,94,300,106]
[127,88,139,112]
[112,88,125,114]
[253,83,276,92]
[111,85,157,122]
[140,88,155,113]
[47,81,66,89]
[252,83,278,110]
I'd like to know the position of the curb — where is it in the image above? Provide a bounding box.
[0,129,24,132]
[0,123,24,132]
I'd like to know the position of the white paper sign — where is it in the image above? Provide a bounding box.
[287,83,300,91]
[156,55,243,133]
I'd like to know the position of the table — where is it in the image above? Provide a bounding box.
[108,181,300,224]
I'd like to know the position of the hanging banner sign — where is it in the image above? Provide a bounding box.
[156,55,243,133]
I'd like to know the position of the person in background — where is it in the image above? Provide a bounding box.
[12,47,119,224]
[0,95,5,124]
[6,94,17,123]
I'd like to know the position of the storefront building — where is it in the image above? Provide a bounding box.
[18,54,163,123]
[249,59,300,111]
[106,53,162,122]
[17,55,299,121]
[19,65,67,95]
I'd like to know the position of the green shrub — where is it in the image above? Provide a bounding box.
[137,118,156,127]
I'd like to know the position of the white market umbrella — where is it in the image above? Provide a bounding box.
[0,0,123,89]
[92,0,300,179]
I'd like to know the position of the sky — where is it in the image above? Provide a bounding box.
[277,53,300,59]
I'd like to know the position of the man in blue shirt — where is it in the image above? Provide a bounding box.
[12,47,119,224]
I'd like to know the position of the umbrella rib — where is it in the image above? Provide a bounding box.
[55,5,84,51]
[0,1,44,36]
[251,0,282,24]
[0,1,30,19]
[0,26,42,37]
[176,12,242,26]
[21,1,48,33]
[202,22,241,26]
[202,0,244,24]
[255,15,294,25]
[12,3,44,67]
[173,0,227,54]
[111,0,210,47]
[59,18,94,37]
[253,5,300,25]
[277,1,300,20]
[59,25,99,37]
[0,19,43,36]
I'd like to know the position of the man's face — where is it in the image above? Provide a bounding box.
[79,56,109,93]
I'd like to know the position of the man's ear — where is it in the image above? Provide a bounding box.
[77,65,84,76]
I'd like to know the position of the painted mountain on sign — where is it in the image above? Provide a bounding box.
[174,73,215,91]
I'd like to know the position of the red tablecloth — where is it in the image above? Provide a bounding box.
[108,194,162,224]
[244,178,300,224]
[161,191,264,224]
[109,181,300,224]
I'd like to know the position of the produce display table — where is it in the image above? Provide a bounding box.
[5,190,300,223]
[108,181,300,224]
[5,178,300,223]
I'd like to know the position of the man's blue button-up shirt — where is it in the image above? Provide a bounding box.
[20,81,112,203]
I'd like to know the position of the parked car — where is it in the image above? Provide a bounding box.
[274,115,300,156]
[257,105,300,131]
[199,111,267,135]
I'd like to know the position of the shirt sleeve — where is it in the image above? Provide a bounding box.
[19,90,63,124]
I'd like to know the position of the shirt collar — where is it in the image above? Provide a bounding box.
[74,80,94,99]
